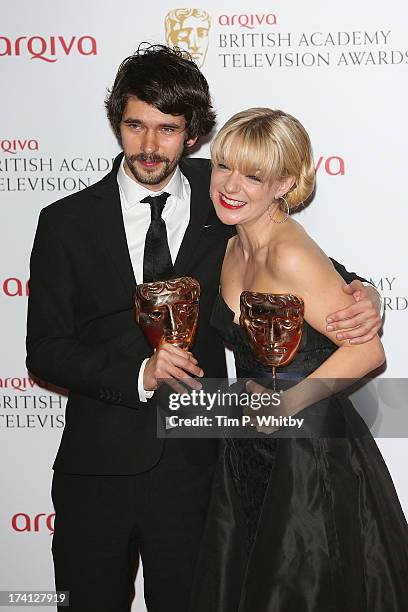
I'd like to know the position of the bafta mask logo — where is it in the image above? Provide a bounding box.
[165,8,211,67]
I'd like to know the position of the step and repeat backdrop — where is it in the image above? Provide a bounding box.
[1,1,407,610]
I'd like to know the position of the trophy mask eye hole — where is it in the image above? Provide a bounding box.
[281,318,297,329]
[148,310,164,321]
[282,312,303,328]
[177,302,195,315]
[248,317,268,329]
[273,316,291,326]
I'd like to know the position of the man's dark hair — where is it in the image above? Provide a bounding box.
[105,44,216,142]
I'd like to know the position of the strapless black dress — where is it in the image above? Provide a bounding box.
[189,293,408,612]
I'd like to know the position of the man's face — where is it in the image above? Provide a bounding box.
[240,293,304,367]
[135,278,200,350]
[168,15,210,68]
[120,96,197,192]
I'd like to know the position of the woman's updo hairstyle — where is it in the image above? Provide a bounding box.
[211,108,315,209]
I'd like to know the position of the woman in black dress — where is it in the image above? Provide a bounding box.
[190,108,407,611]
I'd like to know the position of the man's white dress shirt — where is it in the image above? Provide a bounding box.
[117,158,191,401]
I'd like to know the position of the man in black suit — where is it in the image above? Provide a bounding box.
[26,45,382,611]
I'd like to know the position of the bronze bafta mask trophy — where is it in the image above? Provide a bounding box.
[240,292,304,390]
[135,277,200,350]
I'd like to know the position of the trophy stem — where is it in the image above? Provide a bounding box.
[271,366,276,392]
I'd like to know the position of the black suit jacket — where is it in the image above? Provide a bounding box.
[26,154,364,475]
[26,154,232,474]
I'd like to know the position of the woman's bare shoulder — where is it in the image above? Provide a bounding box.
[270,219,335,281]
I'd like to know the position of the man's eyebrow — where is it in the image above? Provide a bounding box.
[159,122,185,129]
[122,118,184,129]
[122,117,142,124]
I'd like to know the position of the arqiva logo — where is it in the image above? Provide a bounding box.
[0,35,97,62]
[315,156,345,176]
[218,12,278,28]
[0,376,43,392]
[11,513,55,535]
[2,278,29,297]
[1,139,39,154]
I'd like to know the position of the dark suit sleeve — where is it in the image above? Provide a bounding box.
[26,211,146,409]
[329,257,370,285]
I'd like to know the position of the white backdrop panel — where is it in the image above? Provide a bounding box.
[1,2,406,610]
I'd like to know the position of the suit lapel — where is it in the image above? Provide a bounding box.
[92,153,136,296]
[91,155,214,292]
[173,158,212,276]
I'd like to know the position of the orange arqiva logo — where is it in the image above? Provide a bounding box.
[165,8,211,68]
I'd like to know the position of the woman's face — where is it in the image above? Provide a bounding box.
[210,161,278,226]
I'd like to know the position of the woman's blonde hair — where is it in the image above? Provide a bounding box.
[211,108,315,208]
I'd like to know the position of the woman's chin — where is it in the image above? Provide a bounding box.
[214,206,244,226]
[218,216,237,226]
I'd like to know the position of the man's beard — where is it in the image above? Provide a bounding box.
[124,151,182,186]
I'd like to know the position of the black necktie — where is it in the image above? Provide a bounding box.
[141,192,174,283]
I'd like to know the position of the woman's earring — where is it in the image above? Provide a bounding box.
[268,194,290,224]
